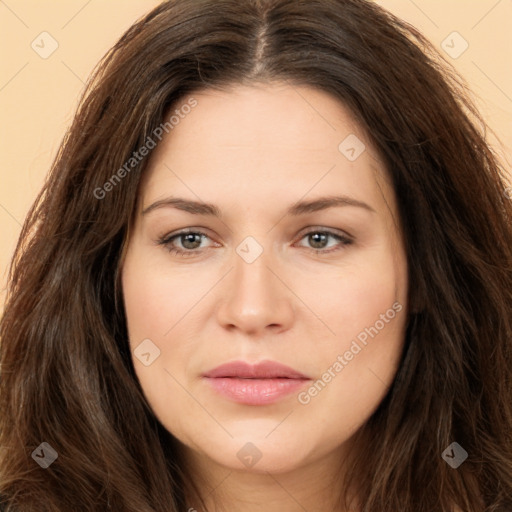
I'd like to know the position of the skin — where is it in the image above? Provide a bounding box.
[121,82,409,512]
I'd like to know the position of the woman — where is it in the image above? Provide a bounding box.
[1,0,511,510]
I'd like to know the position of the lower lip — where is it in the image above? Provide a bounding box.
[204,377,310,405]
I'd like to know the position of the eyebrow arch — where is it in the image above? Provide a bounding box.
[141,194,376,217]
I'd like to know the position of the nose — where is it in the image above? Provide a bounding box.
[216,240,295,337]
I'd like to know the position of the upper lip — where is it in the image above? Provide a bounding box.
[203,360,310,379]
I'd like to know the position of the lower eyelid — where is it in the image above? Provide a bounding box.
[159,229,352,253]
[166,232,211,248]
[296,235,352,254]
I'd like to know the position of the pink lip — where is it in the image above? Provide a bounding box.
[202,360,311,405]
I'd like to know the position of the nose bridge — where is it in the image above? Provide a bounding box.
[234,235,273,299]
[216,233,293,334]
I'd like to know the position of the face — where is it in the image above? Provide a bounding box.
[121,82,409,477]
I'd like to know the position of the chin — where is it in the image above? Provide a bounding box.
[183,430,319,475]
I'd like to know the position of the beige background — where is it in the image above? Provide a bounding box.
[1,0,511,316]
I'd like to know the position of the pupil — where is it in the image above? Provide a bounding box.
[310,233,327,249]
[183,234,200,249]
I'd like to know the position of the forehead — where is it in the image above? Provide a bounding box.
[140,83,394,219]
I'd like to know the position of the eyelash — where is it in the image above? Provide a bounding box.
[157,228,353,258]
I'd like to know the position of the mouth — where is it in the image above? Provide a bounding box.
[202,360,311,405]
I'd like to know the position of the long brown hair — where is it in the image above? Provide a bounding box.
[1,0,511,510]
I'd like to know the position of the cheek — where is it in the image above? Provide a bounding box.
[295,241,407,420]
[312,271,405,395]
[122,250,201,343]
[310,241,406,347]
[121,248,206,429]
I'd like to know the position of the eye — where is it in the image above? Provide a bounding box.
[157,229,214,257]
[157,227,353,258]
[295,229,353,254]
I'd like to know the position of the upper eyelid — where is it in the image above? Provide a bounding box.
[162,227,352,246]
[162,228,212,242]
[160,229,216,249]
[298,226,352,239]
[163,226,350,237]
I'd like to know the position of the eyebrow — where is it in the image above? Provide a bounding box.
[141,194,376,217]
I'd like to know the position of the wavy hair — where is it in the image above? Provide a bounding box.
[1,0,511,510]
